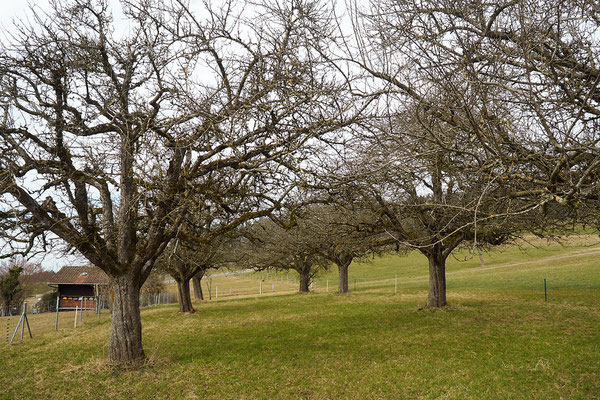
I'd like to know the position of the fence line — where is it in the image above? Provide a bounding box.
[2,291,178,345]
[139,292,176,307]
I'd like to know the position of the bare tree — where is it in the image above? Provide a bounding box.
[288,204,385,293]
[332,106,541,307]
[350,0,600,219]
[160,231,233,313]
[140,270,165,298]
[0,0,352,363]
[312,0,596,307]
[244,216,330,293]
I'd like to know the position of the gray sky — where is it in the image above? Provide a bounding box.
[1,1,48,30]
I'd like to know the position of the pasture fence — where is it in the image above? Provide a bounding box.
[3,271,556,345]
[2,290,177,345]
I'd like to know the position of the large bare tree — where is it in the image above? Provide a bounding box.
[332,106,542,307]
[350,0,600,219]
[0,0,354,363]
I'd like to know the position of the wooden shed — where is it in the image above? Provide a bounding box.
[48,266,110,310]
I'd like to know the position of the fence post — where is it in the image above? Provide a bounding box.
[9,307,24,344]
[74,306,78,329]
[80,298,83,322]
[326,280,329,292]
[259,281,262,295]
[20,303,26,340]
[55,296,60,331]
[24,303,31,339]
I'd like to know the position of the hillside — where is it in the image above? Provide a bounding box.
[1,237,599,399]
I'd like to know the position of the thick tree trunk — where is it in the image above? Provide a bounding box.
[176,278,195,313]
[426,246,447,308]
[337,260,350,294]
[299,267,310,293]
[192,274,204,300]
[108,274,145,364]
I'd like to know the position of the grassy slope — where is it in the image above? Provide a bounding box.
[1,237,599,400]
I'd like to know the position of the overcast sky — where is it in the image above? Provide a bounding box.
[1,1,49,30]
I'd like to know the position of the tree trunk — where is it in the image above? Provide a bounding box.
[337,260,351,294]
[299,267,310,293]
[426,245,447,308]
[176,278,195,313]
[108,274,145,364]
[192,274,204,300]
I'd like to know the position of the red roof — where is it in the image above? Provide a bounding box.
[48,266,110,285]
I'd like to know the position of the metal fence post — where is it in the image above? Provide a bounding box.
[96,295,100,319]
[24,303,31,339]
[55,297,60,331]
[20,303,26,340]
[9,309,23,344]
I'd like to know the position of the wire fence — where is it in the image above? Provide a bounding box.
[1,291,179,345]
[139,292,176,307]
[1,303,109,344]
[2,269,568,346]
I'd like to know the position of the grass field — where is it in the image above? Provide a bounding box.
[1,237,599,399]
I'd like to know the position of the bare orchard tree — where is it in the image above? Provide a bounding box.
[160,239,219,313]
[0,0,353,363]
[337,107,540,307]
[159,203,244,313]
[351,0,600,219]
[290,204,386,293]
[140,270,165,299]
[244,216,329,293]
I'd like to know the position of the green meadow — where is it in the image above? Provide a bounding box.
[1,236,599,399]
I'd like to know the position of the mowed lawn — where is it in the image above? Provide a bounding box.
[1,238,599,399]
